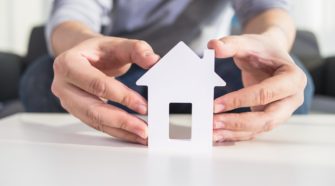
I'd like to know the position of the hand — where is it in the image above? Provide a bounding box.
[208,34,307,142]
[52,37,159,145]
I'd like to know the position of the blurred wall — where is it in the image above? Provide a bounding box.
[0,0,334,57]
[291,0,335,57]
[0,0,52,56]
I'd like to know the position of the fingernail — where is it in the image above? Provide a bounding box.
[137,104,147,115]
[144,51,154,57]
[143,127,148,138]
[218,138,225,143]
[214,104,225,113]
[213,134,223,142]
[137,137,147,145]
[137,129,147,139]
[214,121,225,129]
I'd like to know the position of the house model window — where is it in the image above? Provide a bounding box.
[137,42,226,153]
[169,103,192,140]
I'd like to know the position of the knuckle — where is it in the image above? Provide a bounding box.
[132,40,149,51]
[86,103,103,130]
[120,94,132,107]
[89,77,108,97]
[232,120,245,130]
[51,80,59,97]
[258,87,273,105]
[53,53,72,79]
[231,97,242,109]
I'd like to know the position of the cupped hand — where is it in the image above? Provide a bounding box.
[52,37,160,145]
[208,34,307,142]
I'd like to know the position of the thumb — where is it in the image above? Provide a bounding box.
[127,40,160,69]
[207,36,241,58]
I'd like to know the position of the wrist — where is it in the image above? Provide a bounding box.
[51,21,103,56]
[262,26,291,50]
[242,9,296,51]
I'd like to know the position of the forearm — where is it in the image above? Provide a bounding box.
[51,21,102,56]
[242,9,296,51]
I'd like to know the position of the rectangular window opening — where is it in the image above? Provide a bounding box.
[169,103,192,140]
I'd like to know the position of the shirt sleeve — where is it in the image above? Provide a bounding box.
[45,0,112,56]
[232,0,290,26]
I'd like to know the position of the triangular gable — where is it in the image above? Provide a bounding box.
[137,41,226,87]
[137,41,199,85]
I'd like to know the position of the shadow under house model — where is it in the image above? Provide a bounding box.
[137,41,226,152]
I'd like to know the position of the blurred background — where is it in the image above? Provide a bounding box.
[0,0,334,117]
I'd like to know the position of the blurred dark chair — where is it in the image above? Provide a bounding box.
[291,31,335,113]
[0,25,335,118]
[0,26,47,118]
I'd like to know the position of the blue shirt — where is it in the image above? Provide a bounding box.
[46,0,289,56]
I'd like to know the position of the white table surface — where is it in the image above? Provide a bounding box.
[0,113,335,186]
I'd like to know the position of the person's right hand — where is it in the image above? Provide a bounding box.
[51,36,160,145]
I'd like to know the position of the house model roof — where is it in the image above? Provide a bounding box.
[137,41,226,88]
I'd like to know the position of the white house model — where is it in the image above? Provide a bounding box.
[137,41,226,152]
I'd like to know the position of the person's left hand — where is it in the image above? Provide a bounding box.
[208,34,307,142]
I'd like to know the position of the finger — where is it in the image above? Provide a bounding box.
[117,40,160,69]
[214,64,305,113]
[264,92,304,120]
[213,130,255,142]
[207,37,242,58]
[213,111,271,131]
[213,93,303,133]
[102,126,147,145]
[55,81,148,139]
[54,54,148,114]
